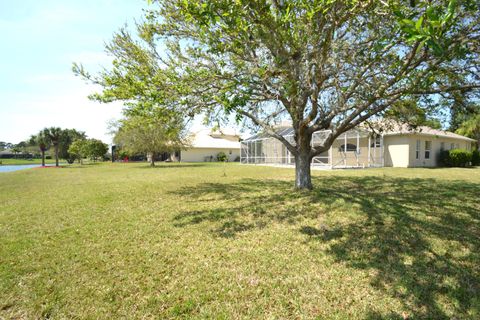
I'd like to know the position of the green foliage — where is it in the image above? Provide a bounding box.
[29,131,51,166]
[395,0,463,56]
[385,99,442,128]
[456,113,480,145]
[43,127,64,166]
[216,151,228,162]
[68,140,88,163]
[29,132,50,153]
[85,139,109,161]
[113,112,189,166]
[75,0,480,189]
[449,99,479,132]
[472,150,480,166]
[440,149,472,167]
[58,129,87,162]
[69,139,108,162]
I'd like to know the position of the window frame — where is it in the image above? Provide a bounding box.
[424,141,432,159]
[415,140,421,160]
[339,143,358,153]
[370,137,381,148]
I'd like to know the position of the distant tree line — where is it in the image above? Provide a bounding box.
[0,128,108,166]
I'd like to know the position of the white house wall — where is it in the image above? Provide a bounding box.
[181,148,240,162]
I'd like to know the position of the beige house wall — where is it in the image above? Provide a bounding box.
[181,148,240,162]
[382,134,472,167]
[384,136,410,167]
[407,135,472,167]
[330,138,375,167]
[242,131,473,168]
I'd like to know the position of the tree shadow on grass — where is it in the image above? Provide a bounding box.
[135,163,209,169]
[170,175,480,319]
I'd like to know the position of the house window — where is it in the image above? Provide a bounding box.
[451,143,455,150]
[370,136,381,148]
[456,143,459,149]
[440,142,445,151]
[339,143,357,152]
[425,141,431,159]
[416,140,420,159]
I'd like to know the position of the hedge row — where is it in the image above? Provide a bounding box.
[439,149,480,167]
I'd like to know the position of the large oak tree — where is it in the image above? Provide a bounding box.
[75,0,479,189]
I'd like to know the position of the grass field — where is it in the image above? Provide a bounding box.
[1,163,479,319]
[0,158,56,165]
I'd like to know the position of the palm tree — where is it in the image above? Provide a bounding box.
[43,127,63,167]
[29,132,50,166]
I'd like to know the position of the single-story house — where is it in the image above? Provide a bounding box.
[383,124,474,167]
[241,123,475,168]
[180,128,241,162]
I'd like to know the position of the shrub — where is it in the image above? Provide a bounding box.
[217,152,228,162]
[472,150,480,166]
[438,150,450,167]
[45,155,52,159]
[442,149,472,167]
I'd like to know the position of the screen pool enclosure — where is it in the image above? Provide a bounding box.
[240,128,384,169]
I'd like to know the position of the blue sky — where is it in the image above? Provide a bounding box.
[0,0,147,144]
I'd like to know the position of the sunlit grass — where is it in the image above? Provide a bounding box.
[1,163,479,319]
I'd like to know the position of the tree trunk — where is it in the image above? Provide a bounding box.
[295,151,313,190]
[41,150,45,167]
[294,127,314,190]
[150,152,156,167]
[54,144,59,167]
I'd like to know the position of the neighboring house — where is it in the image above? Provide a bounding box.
[0,150,14,158]
[180,128,241,162]
[241,123,475,168]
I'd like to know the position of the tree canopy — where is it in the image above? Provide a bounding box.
[75,0,480,189]
[29,131,51,166]
[85,139,109,161]
[43,127,64,167]
[59,129,87,163]
[67,138,109,163]
[113,112,189,166]
[456,112,480,147]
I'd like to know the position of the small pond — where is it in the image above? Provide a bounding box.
[0,164,45,173]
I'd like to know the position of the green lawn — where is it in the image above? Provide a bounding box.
[0,158,56,165]
[1,163,479,319]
